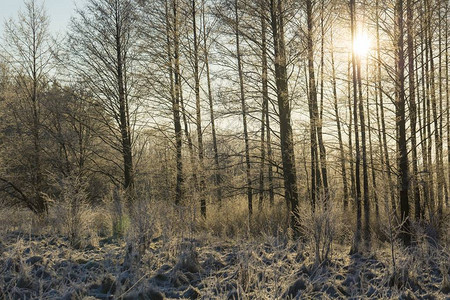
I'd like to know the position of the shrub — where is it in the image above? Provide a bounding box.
[51,176,91,248]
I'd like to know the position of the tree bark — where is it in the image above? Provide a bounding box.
[366,64,379,218]
[350,0,362,253]
[235,0,252,216]
[192,0,207,217]
[347,56,356,205]
[376,0,396,216]
[170,0,184,205]
[331,31,349,210]
[425,0,443,219]
[202,0,222,204]
[395,0,411,246]
[270,0,299,229]
[406,0,421,221]
[259,10,268,210]
[356,50,370,249]
[306,0,320,210]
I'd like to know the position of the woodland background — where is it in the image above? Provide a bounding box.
[0,0,449,298]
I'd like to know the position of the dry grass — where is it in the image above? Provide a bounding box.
[0,195,449,299]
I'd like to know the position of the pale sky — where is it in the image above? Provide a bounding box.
[0,0,87,36]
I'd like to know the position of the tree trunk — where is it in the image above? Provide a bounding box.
[170,0,184,205]
[376,0,396,216]
[31,37,44,214]
[259,11,268,210]
[438,0,449,210]
[270,0,299,229]
[395,0,411,246]
[366,64,379,218]
[406,0,421,221]
[317,0,329,203]
[202,0,222,204]
[235,0,252,216]
[306,0,319,210]
[28,0,46,215]
[418,4,432,217]
[115,1,134,208]
[426,0,443,219]
[446,0,450,209]
[356,50,370,249]
[192,0,207,217]
[331,31,349,210]
[347,56,356,205]
[350,0,362,253]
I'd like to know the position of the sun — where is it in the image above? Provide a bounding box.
[353,32,371,56]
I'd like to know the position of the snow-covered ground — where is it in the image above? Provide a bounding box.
[0,230,449,299]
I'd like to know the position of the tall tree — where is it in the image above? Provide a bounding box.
[306,0,319,209]
[69,0,136,210]
[0,0,53,215]
[331,30,349,210]
[366,64,379,218]
[258,7,268,210]
[406,0,421,220]
[234,0,253,216]
[376,0,396,215]
[270,0,299,228]
[158,0,185,205]
[349,0,362,253]
[395,0,411,246]
[202,0,222,203]
[262,8,275,206]
[446,0,450,209]
[316,0,329,204]
[356,32,370,250]
[191,0,207,217]
[347,56,356,205]
[425,0,443,220]
[171,0,185,206]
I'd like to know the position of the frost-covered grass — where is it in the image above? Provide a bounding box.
[0,202,449,299]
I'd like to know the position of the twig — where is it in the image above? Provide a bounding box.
[117,273,148,299]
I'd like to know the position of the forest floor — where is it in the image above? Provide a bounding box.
[0,230,449,299]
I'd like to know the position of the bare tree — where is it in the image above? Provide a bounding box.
[191,0,207,217]
[395,0,411,246]
[202,0,222,204]
[0,0,54,215]
[167,0,185,205]
[234,0,253,216]
[349,0,362,253]
[270,0,299,229]
[68,0,136,210]
[406,0,421,221]
[330,29,349,210]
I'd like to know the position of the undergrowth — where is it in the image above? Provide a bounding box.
[0,195,448,299]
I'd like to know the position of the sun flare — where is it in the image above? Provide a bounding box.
[353,32,371,56]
